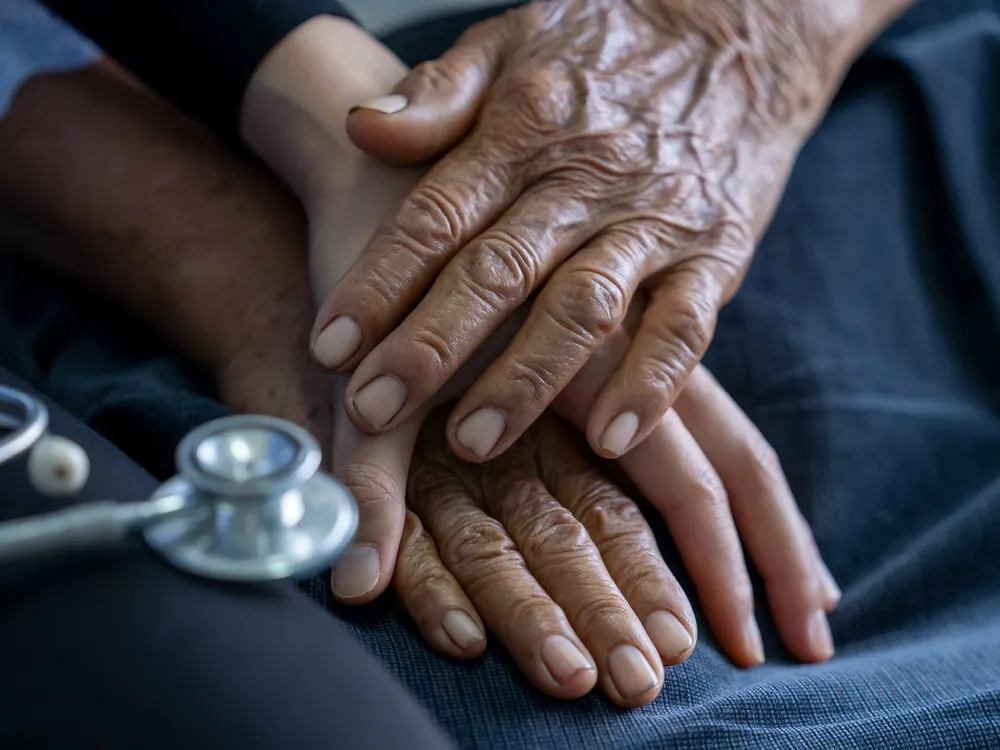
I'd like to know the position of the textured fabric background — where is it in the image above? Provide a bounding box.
[1,0,999,747]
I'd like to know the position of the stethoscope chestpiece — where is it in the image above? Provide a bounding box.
[142,415,357,582]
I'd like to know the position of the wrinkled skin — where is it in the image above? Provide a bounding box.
[397,409,679,708]
[242,18,841,674]
[315,0,847,467]
[304,143,839,673]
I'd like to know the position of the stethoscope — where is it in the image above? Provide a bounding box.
[0,384,358,581]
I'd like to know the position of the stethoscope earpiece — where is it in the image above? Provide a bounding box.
[27,435,91,497]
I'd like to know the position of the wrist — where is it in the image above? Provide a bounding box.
[240,15,408,210]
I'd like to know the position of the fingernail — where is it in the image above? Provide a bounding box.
[455,408,506,459]
[819,561,842,607]
[332,544,380,599]
[541,635,594,684]
[809,610,835,660]
[313,316,362,369]
[353,375,407,428]
[599,412,639,455]
[644,611,694,660]
[607,645,659,699]
[442,610,484,650]
[745,616,765,666]
[349,94,408,115]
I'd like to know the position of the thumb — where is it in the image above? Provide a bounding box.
[330,374,425,603]
[346,19,509,166]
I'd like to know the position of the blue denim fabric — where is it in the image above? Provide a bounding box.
[0,0,98,119]
[1,0,1000,747]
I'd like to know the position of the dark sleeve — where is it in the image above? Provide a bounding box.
[38,0,358,139]
[0,367,453,750]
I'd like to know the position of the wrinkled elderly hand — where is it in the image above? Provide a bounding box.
[397,408,679,708]
[243,23,840,668]
[313,0,855,463]
[300,137,839,669]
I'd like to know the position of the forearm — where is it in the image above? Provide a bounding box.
[0,62,313,374]
[38,0,357,138]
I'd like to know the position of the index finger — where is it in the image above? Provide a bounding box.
[310,137,524,374]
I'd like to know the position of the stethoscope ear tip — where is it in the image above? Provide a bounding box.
[27,435,90,497]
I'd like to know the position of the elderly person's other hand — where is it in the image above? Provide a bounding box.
[311,0,916,464]
[397,408,674,708]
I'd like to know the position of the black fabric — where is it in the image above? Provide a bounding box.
[0,366,452,749]
[40,0,356,137]
[0,258,335,608]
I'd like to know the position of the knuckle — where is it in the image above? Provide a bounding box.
[493,67,575,135]
[397,555,454,603]
[396,523,438,584]
[744,436,786,488]
[690,464,730,514]
[406,566,457,608]
[575,486,648,540]
[502,592,563,629]
[500,354,562,407]
[518,508,592,562]
[547,268,629,342]
[667,289,717,361]
[441,518,516,569]
[356,260,406,308]
[398,184,467,253]
[622,559,674,597]
[636,292,718,397]
[397,550,467,621]
[409,326,458,377]
[465,231,538,302]
[574,596,631,634]
[633,358,682,399]
[339,462,399,508]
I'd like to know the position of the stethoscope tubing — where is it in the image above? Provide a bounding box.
[0,384,49,466]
